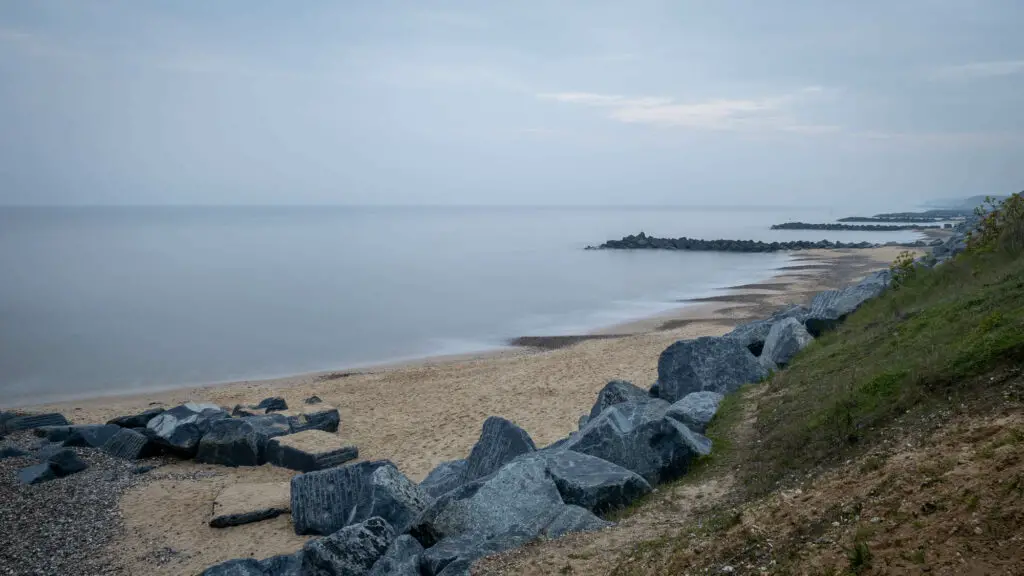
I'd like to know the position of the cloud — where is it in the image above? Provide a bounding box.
[928,60,1024,81]
[538,87,833,133]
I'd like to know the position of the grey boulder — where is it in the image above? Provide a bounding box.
[368,535,424,576]
[588,380,651,420]
[17,463,58,485]
[102,428,157,460]
[419,459,468,498]
[265,430,358,472]
[47,448,89,476]
[0,446,30,459]
[725,305,810,356]
[536,450,651,514]
[560,401,710,485]
[420,530,533,576]
[4,413,69,433]
[107,407,165,429]
[256,396,288,412]
[760,317,814,368]
[63,424,122,448]
[301,516,395,576]
[665,391,724,433]
[655,336,768,403]
[804,270,891,336]
[291,460,428,536]
[542,505,613,538]
[201,553,303,576]
[195,419,266,467]
[287,407,341,434]
[146,403,229,457]
[463,416,536,483]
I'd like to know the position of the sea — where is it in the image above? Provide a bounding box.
[0,205,927,406]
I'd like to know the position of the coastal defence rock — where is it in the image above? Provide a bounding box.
[102,428,156,460]
[107,408,165,429]
[560,401,710,485]
[804,270,891,336]
[146,403,229,457]
[17,448,89,484]
[285,405,341,434]
[542,505,613,539]
[256,396,289,413]
[591,232,878,252]
[291,460,428,536]
[62,424,122,449]
[588,380,652,420]
[210,482,291,528]
[665,391,725,433]
[655,336,769,403]
[195,419,268,467]
[419,459,469,498]
[761,317,814,368]
[301,516,395,576]
[368,535,424,576]
[202,553,303,576]
[725,306,810,356]
[3,413,69,433]
[463,416,536,483]
[537,450,652,514]
[265,430,358,472]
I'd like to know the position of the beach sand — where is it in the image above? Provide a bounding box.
[17,246,913,574]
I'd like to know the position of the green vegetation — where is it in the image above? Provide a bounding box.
[743,191,1024,494]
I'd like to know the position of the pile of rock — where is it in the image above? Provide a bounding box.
[589,232,879,252]
[1,397,349,486]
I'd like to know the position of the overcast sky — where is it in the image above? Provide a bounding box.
[1,0,1022,207]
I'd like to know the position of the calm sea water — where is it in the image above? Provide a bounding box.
[0,206,922,405]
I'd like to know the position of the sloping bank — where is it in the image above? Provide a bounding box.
[186,245,959,575]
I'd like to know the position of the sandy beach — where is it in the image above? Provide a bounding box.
[12,245,914,575]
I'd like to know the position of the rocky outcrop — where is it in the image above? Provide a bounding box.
[419,459,469,499]
[464,417,536,483]
[588,380,652,420]
[655,336,769,403]
[559,401,710,485]
[291,461,427,536]
[590,232,877,252]
[771,222,939,231]
[665,391,724,433]
[761,317,815,368]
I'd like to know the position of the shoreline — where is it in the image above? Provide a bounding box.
[5,245,915,576]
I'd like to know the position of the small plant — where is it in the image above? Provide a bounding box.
[889,250,917,290]
[847,540,873,573]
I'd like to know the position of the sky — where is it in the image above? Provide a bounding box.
[1,0,1022,207]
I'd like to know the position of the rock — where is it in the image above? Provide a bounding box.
[286,405,341,434]
[537,450,652,514]
[210,482,291,528]
[305,395,323,404]
[464,416,536,483]
[62,424,122,448]
[291,460,427,536]
[0,446,30,459]
[655,336,768,403]
[560,401,710,485]
[3,413,69,433]
[587,380,651,420]
[577,414,590,429]
[195,419,265,467]
[17,463,58,485]
[301,516,394,576]
[47,448,88,476]
[419,459,469,498]
[420,531,533,576]
[804,271,891,336]
[33,426,77,442]
[542,505,613,538]
[256,396,288,412]
[265,430,358,472]
[201,553,303,576]
[760,317,814,368]
[411,457,564,549]
[368,535,424,576]
[146,403,229,457]
[723,319,772,356]
[107,407,165,429]
[102,428,157,460]
[665,392,724,433]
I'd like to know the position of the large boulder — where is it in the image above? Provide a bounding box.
[542,505,613,538]
[0,446,29,459]
[655,336,768,403]
[559,401,710,485]
[4,413,69,433]
[420,530,534,576]
[463,416,536,483]
[760,317,814,368]
[201,553,302,576]
[587,380,651,421]
[301,516,395,576]
[17,448,88,484]
[107,407,165,429]
[804,270,891,336]
[17,463,58,485]
[265,430,358,472]
[256,396,289,412]
[725,306,810,356]
[102,428,158,460]
[291,461,428,536]
[63,424,122,448]
[419,459,469,498]
[195,419,263,467]
[286,405,341,434]
[537,450,652,514]
[146,403,229,457]
[665,392,724,433]
[368,535,424,576]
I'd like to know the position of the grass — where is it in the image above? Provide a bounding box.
[741,248,1024,495]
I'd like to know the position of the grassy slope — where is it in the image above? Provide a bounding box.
[609,246,1024,575]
